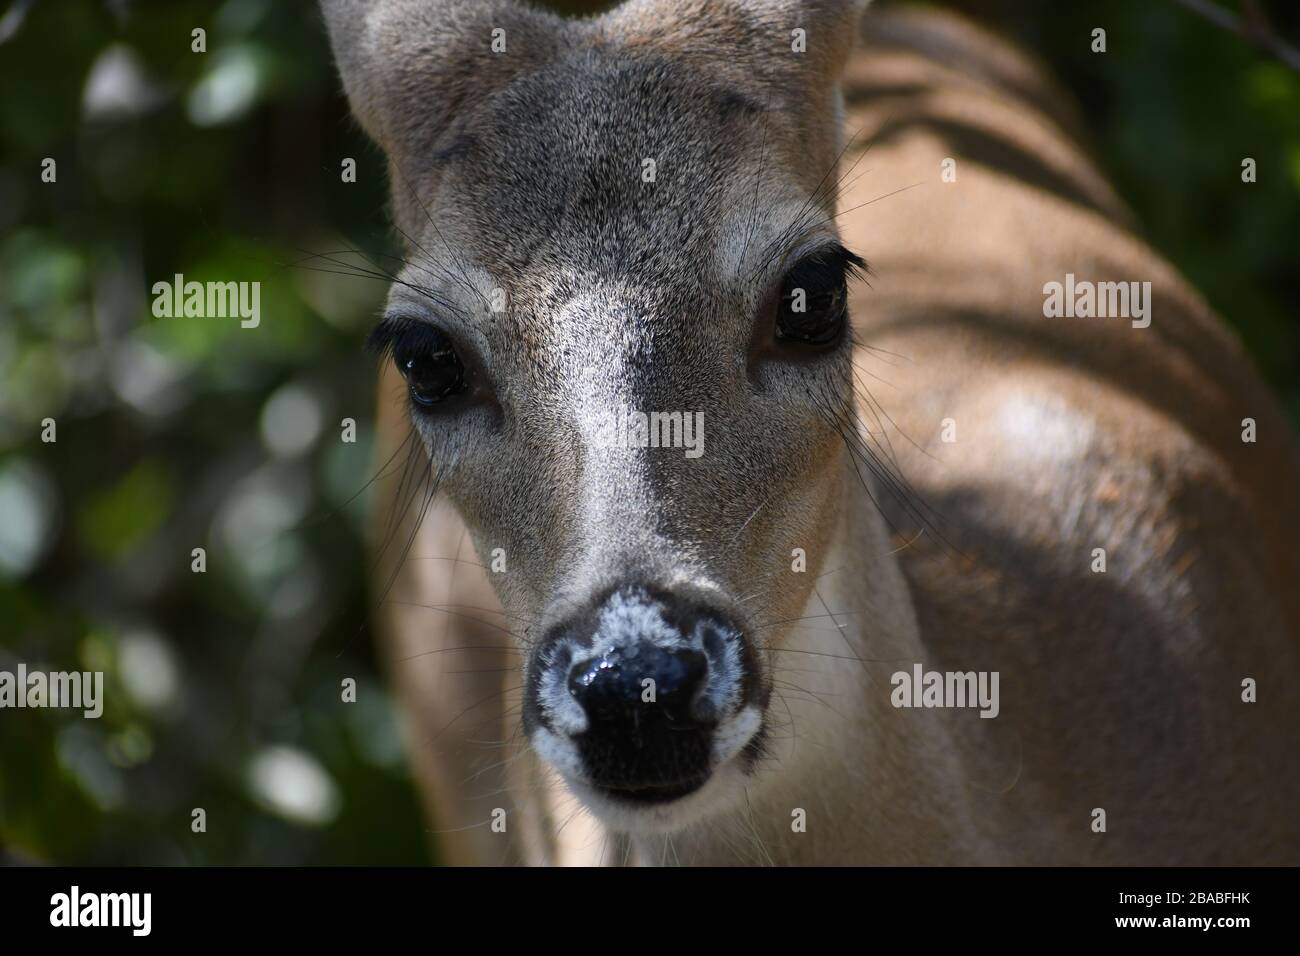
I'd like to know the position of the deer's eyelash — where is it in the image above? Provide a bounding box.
[367,314,428,360]
[800,242,869,282]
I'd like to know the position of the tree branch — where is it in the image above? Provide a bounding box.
[1172,0,1300,74]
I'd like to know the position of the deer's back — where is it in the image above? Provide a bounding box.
[838,7,1300,862]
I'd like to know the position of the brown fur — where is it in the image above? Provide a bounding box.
[337,2,1300,864]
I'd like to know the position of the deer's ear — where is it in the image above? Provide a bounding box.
[604,0,870,106]
[320,0,564,159]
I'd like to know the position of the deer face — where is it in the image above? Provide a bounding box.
[326,0,869,831]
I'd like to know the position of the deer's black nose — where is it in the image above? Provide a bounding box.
[523,583,762,803]
[566,642,714,801]
[568,643,710,727]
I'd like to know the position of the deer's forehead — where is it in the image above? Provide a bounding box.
[389,54,828,372]
[429,53,769,278]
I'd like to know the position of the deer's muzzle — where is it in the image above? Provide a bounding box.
[523,584,763,805]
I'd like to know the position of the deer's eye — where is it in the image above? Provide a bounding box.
[775,246,865,348]
[370,318,467,407]
[397,327,465,406]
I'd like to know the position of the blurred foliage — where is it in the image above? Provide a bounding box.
[0,0,418,865]
[0,0,1296,865]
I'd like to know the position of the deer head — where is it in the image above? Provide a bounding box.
[323,0,875,832]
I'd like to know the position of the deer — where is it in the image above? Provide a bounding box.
[320,0,1300,865]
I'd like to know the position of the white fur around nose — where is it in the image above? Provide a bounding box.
[592,589,689,653]
[535,591,748,745]
[712,705,761,765]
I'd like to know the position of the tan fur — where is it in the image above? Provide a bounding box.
[352,3,1300,864]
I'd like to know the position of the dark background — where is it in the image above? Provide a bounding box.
[1,0,1296,864]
